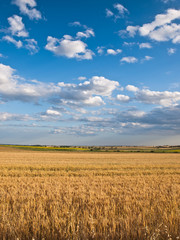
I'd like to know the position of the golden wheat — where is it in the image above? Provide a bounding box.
[0,148,179,239]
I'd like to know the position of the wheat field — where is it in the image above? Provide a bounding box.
[0,147,179,239]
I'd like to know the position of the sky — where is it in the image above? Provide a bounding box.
[0,0,180,146]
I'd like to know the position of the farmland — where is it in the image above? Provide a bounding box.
[0,146,179,239]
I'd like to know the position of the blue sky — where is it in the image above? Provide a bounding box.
[0,0,180,145]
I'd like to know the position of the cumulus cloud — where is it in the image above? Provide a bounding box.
[69,22,95,39]
[76,29,95,39]
[116,94,130,102]
[148,23,180,42]
[51,76,120,108]
[126,85,139,92]
[139,9,180,36]
[0,63,120,109]
[45,35,94,60]
[107,49,122,55]
[126,26,139,37]
[126,84,180,106]
[136,89,180,106]
[139,42,152,49]
[0,63,60,103]
[120,56,138,63]
[12,0,42,20]
[124,9,180,44]
[40,109,62,121]
[78,76,119,96]
[2,35,23,48]
[46,109,62,116]
[8,15,28,37]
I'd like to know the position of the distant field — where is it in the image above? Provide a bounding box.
[1,144,180,153]
[0,146,179,239]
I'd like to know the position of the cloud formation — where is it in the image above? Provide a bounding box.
[139,43,152,49]
[124,9,180,44]
[113,3,129,16]
[107,49,122,55]
[0,63,120,108]
[8,15,29,37]
[126,85,180,106]
[12,0,42,20]
[120,56,138,63]
[0,63,60,103]
[25,38,39,54]
[3,35,23,48]
[106,3,129,20]
[45,35,94,60]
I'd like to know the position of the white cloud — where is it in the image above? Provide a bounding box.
[0,63,60,103]
[12,0,42,20]
[126,85,139,92]
[123,9,180,44]
[8,15,28,37]
[25,38,39,54]
[123,42,136,47]
[83,96,105,106]
[69,21,81,27]
[97,46,105,55]
[106,3,129,21]
[0,112,31,121]
[120,56,138,63]
[76,29,95,39]
[113,3,129,16]
[78,76,87,81]
[106,9,114,17]
[139,42,152,49]
[173,35,180,43]
[0,63,120,109]
[167,48,176,55]
[141,56,153,62]
[119,26,139,38]
[137,9,180,43]
[139,9,180,36]
[0,64,15,85]
[79,76,119,96]
[107,49,122,55]
[46,109,62,116]
[148,23,180,42]
[116,94,130,102]
[136,89,180,106]
[2,36,23,48]
[45,36,94,60]
[126,26,139,37]
[126,84,180,107]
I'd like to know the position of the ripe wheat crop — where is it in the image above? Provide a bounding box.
[0,147,179,239]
